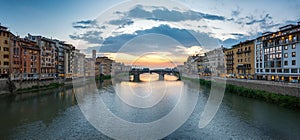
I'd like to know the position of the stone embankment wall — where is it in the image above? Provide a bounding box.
[0,79,10,95]
[13,79,64,90]
[0,79,65,95]
[182,73,300,98]
[226,79,300,98]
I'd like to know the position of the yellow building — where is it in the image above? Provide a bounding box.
[95,56,114,76]
[224,40,255,78]
[0,25,14,78]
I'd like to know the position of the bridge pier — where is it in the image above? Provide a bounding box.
[158,73,164,81]
[177,74,181,81]
[133,74,140,82]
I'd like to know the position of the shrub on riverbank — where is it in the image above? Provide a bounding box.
[225,84,300,109]
[183,76,300,110]
[17,82,64,93]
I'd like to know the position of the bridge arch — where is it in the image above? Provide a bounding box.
[129,69,181,82]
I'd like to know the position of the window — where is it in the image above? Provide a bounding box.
[284,45,288,50]
[3,47,9,51]
[292,60,296,65]
[284,53,288,58]
[277,69,282,73]
[266,69,270,72]
[3,55,9,59]
[292,52,296,57]
[291,69,297,73]
[292,44,296,49]
[284,69,289,73]
[4,62,9,65]
[4,40,8,44]
[284,61,288,65]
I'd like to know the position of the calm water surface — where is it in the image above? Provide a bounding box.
[1,77,300,139]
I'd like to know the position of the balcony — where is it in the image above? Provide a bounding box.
[243,49,251,53]
[226,58,233,61]
[236,51,243,54]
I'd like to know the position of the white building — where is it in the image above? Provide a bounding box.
[203,46,225,76]
[255,22,300,82]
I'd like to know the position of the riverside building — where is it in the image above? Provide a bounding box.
[0,25,13,78]
[255,22,300,82]
[27,34,56,79]
[224,40,255,78]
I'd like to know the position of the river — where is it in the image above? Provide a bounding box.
[0,76,300,139]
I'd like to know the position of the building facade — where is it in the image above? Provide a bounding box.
[19,38,41,80]
[27,34,56,79]
[10,36,22,80]
[0,25,13,78]
[203,47,225,77]
[255,22,300,82]
[224,40,255,78]
[95,56,114,76]
[73,49,85,78]
[64,44,75,79]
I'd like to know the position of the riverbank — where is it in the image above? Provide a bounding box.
[0,76,113,96]
[182,75,300,110]
[15,82,64,94]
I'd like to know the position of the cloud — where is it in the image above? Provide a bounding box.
[69,31,103,44]
[127,5,226,22]
[245,14,272,25]
[231,7,241,17]
[108,18,134,26]
[230,33,244,36]
[175,46,206,55]
[78,24,222,55]
[72,19,100,29]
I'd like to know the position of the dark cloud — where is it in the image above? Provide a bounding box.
[128,5,153,18]
[230,33,244,36]
[75,20,94,25]
[72,25,89,29]
[79,25,223,55]
[72,20,99,29]
[108,19,134,25]
[127,5,226,22]
[245,14,272,25]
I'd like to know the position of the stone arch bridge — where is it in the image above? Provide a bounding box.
[129,68,181,82]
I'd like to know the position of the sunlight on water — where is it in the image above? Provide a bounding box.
[130,73,179,81]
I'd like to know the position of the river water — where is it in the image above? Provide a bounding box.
[1,76,300,139]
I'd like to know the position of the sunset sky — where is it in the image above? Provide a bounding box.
[1,0,300,67]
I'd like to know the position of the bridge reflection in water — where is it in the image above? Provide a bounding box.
[129,68,181,82]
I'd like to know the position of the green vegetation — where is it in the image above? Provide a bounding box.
[95,75,112,81]
[17,82,64,93]
[225,84,300,109]
[183,76,300,110]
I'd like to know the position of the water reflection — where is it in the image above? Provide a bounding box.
[0,79,300,139]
